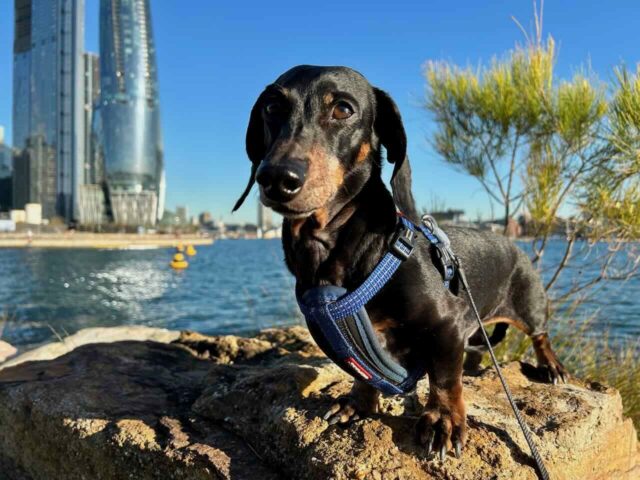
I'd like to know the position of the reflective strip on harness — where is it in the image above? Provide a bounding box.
[347,357,373,380]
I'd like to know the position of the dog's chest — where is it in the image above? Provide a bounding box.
[370,314,411,365]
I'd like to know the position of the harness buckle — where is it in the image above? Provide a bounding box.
[390,226,415,261]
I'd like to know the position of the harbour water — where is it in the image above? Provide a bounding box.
[0,238,637,352]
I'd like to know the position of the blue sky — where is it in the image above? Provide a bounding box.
[1,1,639,224]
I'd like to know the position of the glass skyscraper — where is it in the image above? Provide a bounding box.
[83,52,101,185]
[12,0,85,221]
[94,0,164,226]
[0,127,12,211]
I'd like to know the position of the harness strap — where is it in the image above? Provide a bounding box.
[327,214,454,320]
[326,216,415,320]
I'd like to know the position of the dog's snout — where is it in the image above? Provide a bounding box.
[256,161,307,203]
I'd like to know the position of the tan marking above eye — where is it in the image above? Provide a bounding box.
[323,93,334,105]
[332,101,354,120]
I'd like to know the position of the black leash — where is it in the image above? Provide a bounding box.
[456,264,551,480]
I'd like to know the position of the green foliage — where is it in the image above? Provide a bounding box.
[525,141,562,234]
[424,39,558,216]
[609,66,640,157]
[578,67,640,240]
[424,36,639,243]
[555,76,606,146]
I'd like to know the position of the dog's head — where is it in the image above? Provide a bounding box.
[233,65,415,219]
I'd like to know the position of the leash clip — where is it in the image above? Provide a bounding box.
[421,215,451,247]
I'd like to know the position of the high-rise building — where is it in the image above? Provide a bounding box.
[199,211,213,227]
[12,134,56,214]
[83,52,100,185]
[0,126,12,179]
[0,126,13,211]
[93,0,165,227]
[12,0,85,221]
[77,52,106,227]
[84,77,107,226]
[175,206,188,225]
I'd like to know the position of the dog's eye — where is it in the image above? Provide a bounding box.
[332,102,354,120]
[264,102,284,117]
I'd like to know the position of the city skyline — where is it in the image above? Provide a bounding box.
[6,0,165,228]
[2,1,640,223]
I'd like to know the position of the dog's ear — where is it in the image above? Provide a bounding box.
[233,91,268,212]
[373,88,418,219]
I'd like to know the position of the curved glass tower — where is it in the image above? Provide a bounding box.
[96,0,164,226]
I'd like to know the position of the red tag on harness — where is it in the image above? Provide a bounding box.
[346,357,373,380]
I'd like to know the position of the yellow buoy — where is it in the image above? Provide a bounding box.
[176,243,185,252]
[186,244,197,256]
[170,252,189,269]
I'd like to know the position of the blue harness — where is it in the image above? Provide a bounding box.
[297,214,458,395]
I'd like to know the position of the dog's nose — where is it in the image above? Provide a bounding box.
[256,161,307,203]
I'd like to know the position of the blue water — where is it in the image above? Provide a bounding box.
[0,238,637,351]
[0,240,301,350]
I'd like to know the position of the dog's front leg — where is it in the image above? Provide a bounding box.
[323,380,380,425]
[416,325,466,460]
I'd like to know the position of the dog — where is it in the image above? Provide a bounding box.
[233,65,568,459]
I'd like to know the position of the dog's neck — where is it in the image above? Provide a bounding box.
[282,176,398,293]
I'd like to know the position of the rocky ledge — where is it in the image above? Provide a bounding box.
[0,326,638,479]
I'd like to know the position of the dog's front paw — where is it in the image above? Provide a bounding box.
[416,407,466,461]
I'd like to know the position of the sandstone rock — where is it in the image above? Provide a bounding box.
[0,325,180,370]
[0,326,638,479]
[0,340,17,363]
[0,338,279,480]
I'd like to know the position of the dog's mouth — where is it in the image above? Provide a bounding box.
[261,199,316,219]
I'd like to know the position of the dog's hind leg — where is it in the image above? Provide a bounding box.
[463,319,519,373]
[531,332,568,384]
[463,328,486,374]
[510,254,569,383]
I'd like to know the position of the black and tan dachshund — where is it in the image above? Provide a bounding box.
[233,65,568,459]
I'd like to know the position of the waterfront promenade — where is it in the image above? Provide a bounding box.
[0,232,213,249]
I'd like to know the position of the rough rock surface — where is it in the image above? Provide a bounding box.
[0,325,180,370]
[0,326,638,479]
[0,340,17,363]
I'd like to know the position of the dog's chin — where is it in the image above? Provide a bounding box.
[261,199,316,219]
[280,209,315,220]
[274,207,316,219]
